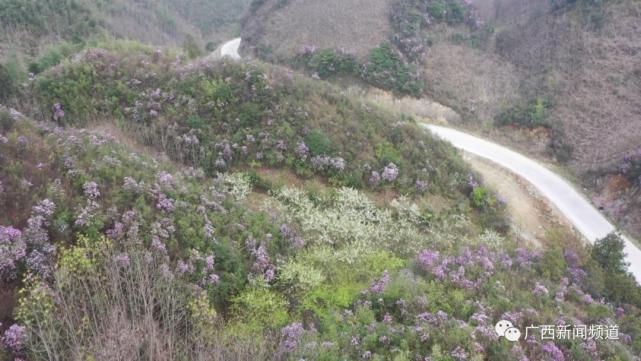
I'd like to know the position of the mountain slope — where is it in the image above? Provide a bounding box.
[242,0,392,60]
[21,44,480,203]
[0,9,640,356]
[240,0,641,238]
[2,106,641,361]
[0,0,251,67]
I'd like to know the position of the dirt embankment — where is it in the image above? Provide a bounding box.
[464,153,576,246]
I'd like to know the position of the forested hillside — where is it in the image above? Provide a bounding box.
[0,1,641,360]
[0,37,638,361]
[0,0,251,81]
[241,0,641,239]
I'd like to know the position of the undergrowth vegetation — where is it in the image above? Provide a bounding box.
[390,0,481,61]
[28,45,463,195]
[495,98,575,163]
[495,97,551,129]
[283,0,483,97]
[0,36,640,361]
[296,44,422,96]
[0,0,251,96]
[1,115,640,360]
[0,0,98,41]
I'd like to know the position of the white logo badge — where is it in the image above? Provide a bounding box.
[495,320,521,342]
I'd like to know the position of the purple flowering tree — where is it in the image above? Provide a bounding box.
[75,182,101,228]
[280,322,305,353]
[368,270,390,294]
[21,199,57,279]
[381,163,399,182]
[0,226,26,282]
[368,171,381,187]
[2,324,27,353]
[52,103,65,124]
[541,341,565,361]
[296,142,309,160]
[248,240,276,283]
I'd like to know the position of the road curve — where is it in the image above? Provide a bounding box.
[425,124,641,283]
[220,37,242,60]
[216,38,641,283]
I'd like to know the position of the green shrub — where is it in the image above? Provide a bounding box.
[186,115,203,129]
[183,35,203,59]
[306,49,357,79]
[305,130,334,156]
[231,287,290,330]
[205,41,217,52]
[538,246,567,281]
[424,0,467,24]
[582,258,606,296]
[496,97,550,129]
[298,44,422,96]
[0,110,14,131]
[361,44,423,96]
[426,1,448,20]
[29,41,81,74]
[0,63,16,102]
[35,62,100,125]
[302,282,363,318]
[592,233,641,306]
[471,186,492,209]
[592,233,629,274]
[547,126,574,163]
[375,141,403,166]
[247,170,273,192]
[446,1,466,25]
[200,79,234,102]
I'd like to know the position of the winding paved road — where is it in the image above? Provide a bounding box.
[220,37,241,60]
[218,38,641,283]
[426,125,641,282]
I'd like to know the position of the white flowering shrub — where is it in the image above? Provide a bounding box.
[217,172,252,201]
[273,187,427,261]
[476,229,505,249]
[279,260,326,291]
[390,195,422,224]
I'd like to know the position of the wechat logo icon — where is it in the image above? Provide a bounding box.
[495,320,521,342]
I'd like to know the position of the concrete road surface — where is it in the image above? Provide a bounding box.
[220,38,241,60]
[426,124,641,283]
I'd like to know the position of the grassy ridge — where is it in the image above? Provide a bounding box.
[26,45,476,202]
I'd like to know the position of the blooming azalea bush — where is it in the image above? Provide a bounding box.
[0,121,286,312]
[390,0,483,62]
[276,244,640,361]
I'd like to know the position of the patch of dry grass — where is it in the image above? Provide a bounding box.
[243,0,393,60]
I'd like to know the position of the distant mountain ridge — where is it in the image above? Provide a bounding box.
[0,0,251,63]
